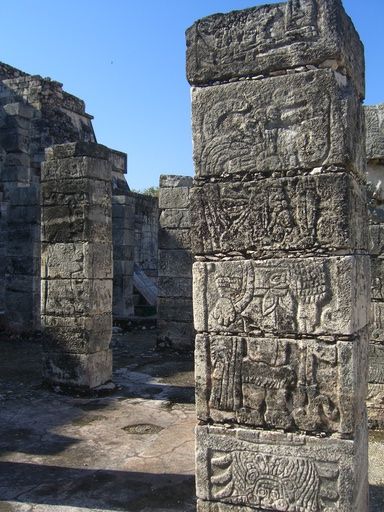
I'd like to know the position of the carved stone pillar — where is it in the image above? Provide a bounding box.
[366,104,384,428]
[188,1,369,510]
[41,142,113,391]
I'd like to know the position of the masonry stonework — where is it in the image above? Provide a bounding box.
[188,1,369,510]
[41,142,113,390]
[366,104,384,428]
[158,175,193,350]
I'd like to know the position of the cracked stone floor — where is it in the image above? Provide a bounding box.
[0,328,383,512]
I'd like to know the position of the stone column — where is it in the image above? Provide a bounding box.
[366,104,384,428]
[158,175,194,350]
[110,149,135,320]
[188,1,369,511]
[41,142,113,391]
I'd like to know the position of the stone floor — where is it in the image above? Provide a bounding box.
[0,328,383,512]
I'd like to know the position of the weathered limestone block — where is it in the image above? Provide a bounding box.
[159,187,191,210]
[41,243,112,280]
[192,70,364,179]
[158,228,190,250]
[42,349,112,389]
[366,104,384,161]
[159,208,191,229]
[41,142,113,389]
[193,257,369,337]
[191,173,367,255]
[158,249,192,278]
[196,332,368,434]
[196,425,368,512]
[158,298,193,323]
[41,314,112,354]
[158,277,192,298]
[187,0,364,97]
[157,319,195,349]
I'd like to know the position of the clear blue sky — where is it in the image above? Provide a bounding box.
[1,1,383,190]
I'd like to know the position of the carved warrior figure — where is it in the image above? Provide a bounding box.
[210,451,321,511]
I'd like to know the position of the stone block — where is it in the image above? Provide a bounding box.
[41,242,112,279]
[113,259,134,277]
[159,209,190,229]
[41,204,112,243]
[112,202,135,222]
[6,256,39,276]
[371,259,384,300]
[41,156,111,182]
[41,178,111,207]
[41,278,112,316]
[196,425,368,511]
[108,149,127,173]
[157,298,193,323]
[0,129,29,153]
[158,276,192,298]
[365,104,384,160]
[369,224,384,256]
[187,0,364,97]
[157,319,195,348]
[44,142,111,162]
[159,187,190,209]
[159,175,193,188]
[3,102,34,119]
[42,348,112,389]
[371,302,384,342]
[113,244,134,262]
[112,227,135,247]
[196,332,367,434]
[42,313,112,354]
[0,164,30,183]
[193,256,369,336]
[158,228,190,250]
[191,173,367,255]
[192,69,363,178]
[8,183,39,206]
[158,249,192,278]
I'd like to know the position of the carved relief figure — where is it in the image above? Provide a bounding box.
[210,451,321,511]
[241,339,295,429]
[209,262,254,332]
[294,260,327,333]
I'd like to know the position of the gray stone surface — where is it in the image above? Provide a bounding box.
[193,256,369,336]
[192,70,364,179]
[157,175,194,350]
[366,105,384,161]
[196,425,368,511]
[189,2,368,509]
[41,143,113,390]
[191,173,367,256]
[186,0,364,97]
[196,332,367,434]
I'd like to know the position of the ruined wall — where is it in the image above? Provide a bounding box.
[366,104,384,428]
[41,142,113,390]
[0,62,96,333]
[188,1,369,510]
[158,175,193,350]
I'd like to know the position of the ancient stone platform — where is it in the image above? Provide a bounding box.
[0,330,382,511]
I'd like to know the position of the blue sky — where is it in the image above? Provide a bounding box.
[1,1,383,190]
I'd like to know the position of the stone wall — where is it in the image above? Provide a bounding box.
[41,142,113,390]
[366,104,384,428]
[131,191,158,280]
[0,62,96,333]
[158,175,193,350]
[188,1,369,510]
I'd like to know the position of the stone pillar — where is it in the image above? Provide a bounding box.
[110,149,135,320]
[41,142,113,391]
[366,104,384,428]
[188,1,369,511]
[158,175,194,350]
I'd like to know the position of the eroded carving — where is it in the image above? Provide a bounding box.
[194,257,369,336]
[197,335,351,433]
[192,70,362,177]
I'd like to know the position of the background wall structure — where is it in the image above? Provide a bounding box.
[188,0,370,510]
[366,104,384,428]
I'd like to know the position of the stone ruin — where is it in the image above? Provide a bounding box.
[0,0,384,509]
[187,0,370,510]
